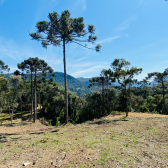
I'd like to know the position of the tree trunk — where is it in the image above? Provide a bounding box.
[129,83,131,112]
[0,107,2,119]
[102,80,105,116]
[31,70,33,119]
[34,70,37,123]
[21,95,22,118]
[125,85,128,117]
[39,93,41,110]
[162,80,165,114]
[107,86,110,114]
[63,38,68,124]
[11,106,14,125]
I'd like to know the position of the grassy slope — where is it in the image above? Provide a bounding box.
[0,113,168,167]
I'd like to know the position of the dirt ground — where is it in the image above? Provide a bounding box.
[0,112,168,168]
[104,112,168,120]
[1,112,167,135]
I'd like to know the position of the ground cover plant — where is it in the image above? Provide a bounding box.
[0,112,168,167]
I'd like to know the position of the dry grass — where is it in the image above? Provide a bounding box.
[0,112,168,167]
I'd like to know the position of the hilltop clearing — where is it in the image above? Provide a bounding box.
[0,113,168,167]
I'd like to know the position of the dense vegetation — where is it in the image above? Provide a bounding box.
[0,56,168,126]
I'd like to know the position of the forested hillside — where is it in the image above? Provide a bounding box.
[76,77,92,85]
[53,72,92,96]
[5,72,93,96]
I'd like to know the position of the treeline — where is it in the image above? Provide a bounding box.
[0,58,85,125]
[80,58,168,122]
[0,58,168,125]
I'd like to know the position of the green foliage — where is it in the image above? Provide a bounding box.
[16,57,55,122]
[37,80,85,125]
[30,10,101,124]
[1,57,168,125]
[0,143,3,149]
[0,60,9,74]
[147,70,168,114]
[30,10,101,50]
[125,143,129,147]
[52,72,93,96]
[145,107,150,113]
[133,140,138,144]
[54,140,59,145]
[56,117,60,126]
[49,119,52,126]
[111,58,142,116]
[0,76,10,117]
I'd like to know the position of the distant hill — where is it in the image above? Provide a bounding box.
[7,72,161,96]
[77,77,121,87]
[76,77,92,86]
[53,72,92,96]
[5,72,92,96]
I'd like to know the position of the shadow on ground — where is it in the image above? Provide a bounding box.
[1,111,30,122]
[89,118,129,125]
[0,135,8,143]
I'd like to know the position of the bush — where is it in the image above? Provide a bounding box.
[56,117,60,126]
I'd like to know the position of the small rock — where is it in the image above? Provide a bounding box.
[33,160,36,165]
[23,162,30,166]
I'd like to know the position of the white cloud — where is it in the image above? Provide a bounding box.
[82,0,86,11]
[153,60,168,72]
[70,65,106,77]
[68,62,92,68]
[138,0,143,6]
[73,0,86,12]
[98,36,120,44]
[116,16,137,31]
[0,37,63,72]
[0,38,21,59]
[77,57,87,61]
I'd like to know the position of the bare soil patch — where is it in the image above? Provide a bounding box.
[0,112,168,167]
[0,121,56,135]
[104,112,168,120]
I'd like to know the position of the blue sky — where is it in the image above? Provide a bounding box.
[0,0,168,80]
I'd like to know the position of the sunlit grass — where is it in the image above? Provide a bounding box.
[0,114,168,167]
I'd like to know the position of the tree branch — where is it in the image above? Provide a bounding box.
[71,40,95,50]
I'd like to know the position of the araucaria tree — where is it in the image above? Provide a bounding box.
[111,58,142,117]
[147,70,168,114]
[0,60,9,74]
[9,75,22,125]
[30,10,101,124]
[17,57,55,122]
[88,71,114,116]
